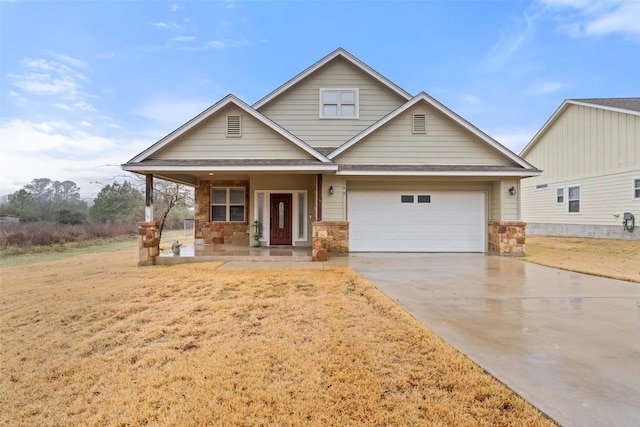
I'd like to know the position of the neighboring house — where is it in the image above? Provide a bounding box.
[123,48,540,263]
[520,98,640,240]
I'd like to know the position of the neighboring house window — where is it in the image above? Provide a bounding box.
[412,114,426,134]
[319,89,359,119]
[568,186,580,213]
[226,115,242,137]
[536,184,549,190]
[634,178,640,200]
[417,195,431,203]
[211,187,245,222]
[556,187,564,204]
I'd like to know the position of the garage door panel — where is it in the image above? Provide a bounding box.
[348,191,485,252]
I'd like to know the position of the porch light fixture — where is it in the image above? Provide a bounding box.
[328,186,334,195]
[508,186,517,196]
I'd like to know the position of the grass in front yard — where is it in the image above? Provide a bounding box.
[524,236,640,283]
[1,248,555,426]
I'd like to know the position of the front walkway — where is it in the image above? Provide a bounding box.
[347,253,640,427]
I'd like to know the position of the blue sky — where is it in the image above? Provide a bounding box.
[1,0,639,200]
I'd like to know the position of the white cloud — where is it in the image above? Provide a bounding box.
[9,53,95,112]
[539,0,640,40]
[584,2,640,36]
[150,21,183,31]
[461,94,481,105]
[172,35,196,43]
[526,81,566,95]
[0,119,139,198]
[492,128,539,154]
[205,38,247,49]
[170,4,180,12]
[134,98,212,130]
[479,12,535,71]
[80,120,93,128]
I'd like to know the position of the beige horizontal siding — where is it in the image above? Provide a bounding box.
[521,169,639,226]
[152,106,314,160]
[334,105,515,165]
[322,176,346,221]
[257,57,406,148]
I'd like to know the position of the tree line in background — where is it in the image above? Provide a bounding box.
[0,177,194,229]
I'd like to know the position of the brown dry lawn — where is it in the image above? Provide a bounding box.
[523,235,640,283]
[0,245,555,426]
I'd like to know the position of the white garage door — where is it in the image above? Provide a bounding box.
[348,191,485,252]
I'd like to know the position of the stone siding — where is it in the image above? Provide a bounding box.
[195,180,250,246]
[138,220,161,266]
[312,221,349,261]
[488,220,526,256]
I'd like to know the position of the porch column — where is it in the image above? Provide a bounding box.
[145,174,154,222]
[488,221,526,256]
[316,173,323,221]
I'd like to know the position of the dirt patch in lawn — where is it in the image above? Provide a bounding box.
[0,248,555,426]
[524,236,640,283]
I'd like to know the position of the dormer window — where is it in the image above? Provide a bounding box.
[319,88,359,119]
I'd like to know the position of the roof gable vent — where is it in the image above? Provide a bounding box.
[412,113,426,134]
[226,115,242,137]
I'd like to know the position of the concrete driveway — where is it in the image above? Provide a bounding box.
[348,253,640,427]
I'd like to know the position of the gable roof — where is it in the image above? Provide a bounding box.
[126,94,331,164]
[328,92,536,170]
[520,97,640,157]
[252,47,412,110]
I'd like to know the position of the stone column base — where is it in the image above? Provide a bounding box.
[138,220,161,266]
[312,221,349,262]
[488,220,526,256]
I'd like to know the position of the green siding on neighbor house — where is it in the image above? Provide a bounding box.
[257,57,407,149]
[334,105,515,165]
[151,106,314,160]
[521,104,640,227]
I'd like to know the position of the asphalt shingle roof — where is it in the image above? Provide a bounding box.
[572,97,640,113]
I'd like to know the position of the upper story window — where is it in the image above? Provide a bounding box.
[319,88,359,119]
[634,178,640,200]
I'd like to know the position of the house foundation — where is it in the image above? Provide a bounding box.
[488,220,526,256]
[312,221,349,261]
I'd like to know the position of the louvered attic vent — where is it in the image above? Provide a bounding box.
[412,113,426,134]
[226,115,242,137]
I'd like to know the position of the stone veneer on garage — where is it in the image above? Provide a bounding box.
[194,180,250,246]
[488,220,526,256]
[312,221,349,261]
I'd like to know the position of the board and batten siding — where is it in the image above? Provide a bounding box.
[521,104,640,227]
[523,105,639,182]
[151,106,314,160]
[257,57,406,149]
[334,105,515,165]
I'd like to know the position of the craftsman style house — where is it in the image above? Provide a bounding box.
[123,48,540,263]
[520,98,639,239]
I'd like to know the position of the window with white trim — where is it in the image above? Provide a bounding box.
[568,186,580,213]
[319,89,359,119]
[211,187,245,222]
[634,178,640,200]
[556,187,564,204]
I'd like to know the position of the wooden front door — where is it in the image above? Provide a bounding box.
[270,194,292,245]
